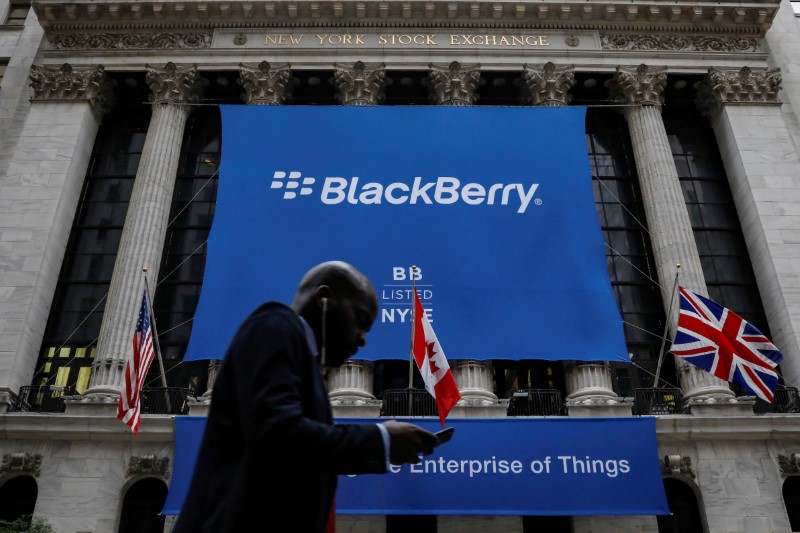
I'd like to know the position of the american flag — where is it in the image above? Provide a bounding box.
[671,286,783,402]
[117,290,156,434]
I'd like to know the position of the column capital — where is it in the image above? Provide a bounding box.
[238,61,292,105]
[145,62,202,105]
[611,64,667,106]
[522,62,576,107]
[429,61,480,106]
[697,66,782,116]
[29,63,114,118]
[334,61,385,106]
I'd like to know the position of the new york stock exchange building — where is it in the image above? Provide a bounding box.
[2,0,800,530]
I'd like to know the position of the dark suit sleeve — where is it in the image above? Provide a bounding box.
[226,308,387,475]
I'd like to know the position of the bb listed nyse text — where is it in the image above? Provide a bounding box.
[381,266,433,324]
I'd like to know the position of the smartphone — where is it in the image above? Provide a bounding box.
[433,427,455,448]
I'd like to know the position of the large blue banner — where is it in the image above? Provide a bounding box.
[164,417,669,516]
[185,106,627,361]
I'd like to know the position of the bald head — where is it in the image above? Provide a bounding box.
[292,261,378,366]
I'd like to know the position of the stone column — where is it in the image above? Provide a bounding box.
[429,61,480,106]
[611,65,737,411]
[698,67,800,389]
[0,64,113,411]
[334,61,385,105]
[81,63,202,403]
[427,61,500,415]
[238,61,292,105]
[327,61,385,416]
[523,62,626,415]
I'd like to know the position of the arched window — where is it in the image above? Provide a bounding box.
[118,478,167,533]
[783,476,800,531]
[0,475,38,522]
[657,478,705,533]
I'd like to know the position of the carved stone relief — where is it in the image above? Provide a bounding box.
[126,454,169,478]
[0,452,42,477]
[50,32,211,50]
[334,61,386,106]
[238,61,292,105]
[601,34,759,52]
[29,63,114,116]
[429,61,481,106]
[523,62,576,107]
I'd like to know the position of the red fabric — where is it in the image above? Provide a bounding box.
[117,290,156,435]
[326,497,336,533]
[413,288,462,427]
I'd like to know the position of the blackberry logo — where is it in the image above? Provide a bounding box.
[270,171,316,199]
[268,170,540,214]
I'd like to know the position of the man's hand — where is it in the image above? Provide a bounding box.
[381,420,438,465]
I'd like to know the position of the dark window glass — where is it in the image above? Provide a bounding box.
[783,476,800,532]
[523,515,573,533]
[583,104,672,393]
[663,83,771,336]
[657,478,704,533]
[152,106,223,394]
[0,476,37,523]
[118,478,167,533]
[387,515,436,533]
[35,84,150,393]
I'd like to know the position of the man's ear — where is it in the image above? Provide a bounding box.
[315,285,332,308]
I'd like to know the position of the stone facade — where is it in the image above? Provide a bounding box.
[0,0,799,531]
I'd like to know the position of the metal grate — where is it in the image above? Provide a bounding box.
[11,385,75,413]
[380,388,438,417]
[754,387,800,414]
[630,387,684,415]
[140,387,191,415]
[506,389,565,416]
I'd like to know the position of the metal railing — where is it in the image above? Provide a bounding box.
[630,387,684,415]
[10,385,75,413]
[380,388,438,417]
[506,389,565,416]
[754,387,800,414]
[140,387,191,415]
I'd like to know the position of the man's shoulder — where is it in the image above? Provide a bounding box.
[245,301,301,327]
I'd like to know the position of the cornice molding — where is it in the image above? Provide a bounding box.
[33,0,779,36]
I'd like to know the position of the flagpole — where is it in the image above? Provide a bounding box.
[409,265,417,391]
[143,268,171,412]
[653,263,681,388]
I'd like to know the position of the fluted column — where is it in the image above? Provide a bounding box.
[697,67,800,389]
[0,64,113,411]
[334,61,385,105]
[451,360,496,402]
[611,64,734,404]
[522,63,624,413]
[429,62,480,106]
[238,61,291,105]
[522,62,575,107]
[85,63,202,398]
[427,62,492,405]
[328,360,376,401]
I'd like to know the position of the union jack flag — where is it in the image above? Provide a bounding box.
[117,290,156,434]
[671,286,783,402]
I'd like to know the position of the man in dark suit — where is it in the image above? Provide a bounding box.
[174,260,437,533]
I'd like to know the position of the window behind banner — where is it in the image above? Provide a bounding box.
[152,106,222,395]
[575,73,671,393]
[664,75,774,393]
[119,478,168,533]
[35,73,150,392]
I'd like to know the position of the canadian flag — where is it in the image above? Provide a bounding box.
[413,288,461,427]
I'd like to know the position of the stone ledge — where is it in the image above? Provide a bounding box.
[35,0,779,35]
